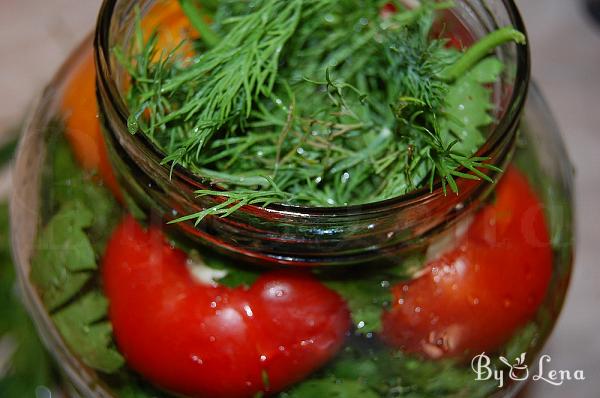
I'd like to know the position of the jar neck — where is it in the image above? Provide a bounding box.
[95,0,529,266]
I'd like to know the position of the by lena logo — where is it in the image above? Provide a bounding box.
[471,352,585,388]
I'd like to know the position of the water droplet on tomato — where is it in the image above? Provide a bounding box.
[244,305,254,317]
[191,355,204,365]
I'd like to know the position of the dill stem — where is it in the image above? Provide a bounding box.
[438,27,526,81]
[179,0,220,48]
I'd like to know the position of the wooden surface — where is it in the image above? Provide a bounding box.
[0,0,598,396]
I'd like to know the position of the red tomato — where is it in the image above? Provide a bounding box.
[102,217,350,397]
[381,168,553,359]
[381,3,471,49]
[434,9,474,49]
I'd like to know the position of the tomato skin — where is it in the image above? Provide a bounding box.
[102,217,350,397]
[381,168,553,359]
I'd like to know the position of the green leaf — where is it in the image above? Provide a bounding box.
[313,347,498,398]
[281,377,379,398]
[118,384,167,398]
[110,370,169,398]
[29,134,125,374]
[441,57,504,154]
[52,291,125,373]
[326,276,391,335]
[0,203,56,396]
[30,201,96,311]
[321,255,424,335]
[501,322,539,363]
[47,134,121,255]
[217,267,261,289]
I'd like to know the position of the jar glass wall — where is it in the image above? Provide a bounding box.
[11,1,574,397]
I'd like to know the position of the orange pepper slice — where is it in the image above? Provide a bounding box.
[142,0,199,59]
[61,2,199,201]
[61,49,123,200]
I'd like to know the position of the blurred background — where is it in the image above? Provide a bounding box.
[0,0,598,397]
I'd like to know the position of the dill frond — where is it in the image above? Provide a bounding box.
[116,0,525,222]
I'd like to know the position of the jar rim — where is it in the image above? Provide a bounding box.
[94,0,530,219]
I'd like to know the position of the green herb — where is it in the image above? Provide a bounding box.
[438,27,525,81]
[321,255,424,335]
[30,133,125,374]
[440,57,504,154]
[513,129,574,270]
[123,0,307,157]
[46,133,121,254]
[282,319,544,398]
[178,0,220,48]
[325,274,393,335]
[0,203,56,396]
[118,0,524,222]
[30,199,125,373]
[30,201,96,311]
[281,377,379,398]
[117,382,168,398]
[282,346,495,398]
[52,291,124,373]
[501,323,539,363]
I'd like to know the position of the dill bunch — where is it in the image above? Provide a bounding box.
[117,0,525,222]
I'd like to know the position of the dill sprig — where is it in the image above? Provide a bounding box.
[116,0,524,222]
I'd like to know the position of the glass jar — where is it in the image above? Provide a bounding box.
[96,0,527,266]
[11,1,574,397]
